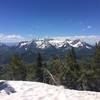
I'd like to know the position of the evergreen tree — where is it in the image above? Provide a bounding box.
[63,47,79,89]
[50,56,64,85]
[66,47,77,68]
[92,42,100,80]
[78,41,100,91]
[10,54,27,80]
[26,63,37,81]
[90,41,100,91]
[93,41,100,64]
[35,53,44,82]
[43,63,51,84]
[77,63,92,90]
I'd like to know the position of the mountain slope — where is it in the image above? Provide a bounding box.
[0,39,94,64]
[17,38,93,49]
[0,81,100,100]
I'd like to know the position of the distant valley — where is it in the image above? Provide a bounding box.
[0,38,95,64]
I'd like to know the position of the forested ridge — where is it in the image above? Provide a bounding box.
[0,42,100,92]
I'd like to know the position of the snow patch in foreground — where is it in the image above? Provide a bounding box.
[0,80,100,100]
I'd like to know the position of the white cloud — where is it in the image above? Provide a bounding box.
[53,35,100,44]
[0,34,26,42]
[0,34,99,44]
[87,25,92,29]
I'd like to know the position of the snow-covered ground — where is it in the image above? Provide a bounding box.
[0,80,100,100]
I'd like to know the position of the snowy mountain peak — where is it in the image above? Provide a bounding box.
[17,38,92,49]
[36,39,52,48]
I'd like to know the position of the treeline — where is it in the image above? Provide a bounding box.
[0,42,100,92]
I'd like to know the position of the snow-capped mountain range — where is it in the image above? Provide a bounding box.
[0,38,95,64]
[17,38,93,49]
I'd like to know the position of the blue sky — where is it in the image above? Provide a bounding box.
[0,0,100,42]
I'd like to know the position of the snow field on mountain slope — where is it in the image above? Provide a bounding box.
[0,81,100,100]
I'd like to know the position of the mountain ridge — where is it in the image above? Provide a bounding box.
[16,38,93,50]
[0,38,95,64]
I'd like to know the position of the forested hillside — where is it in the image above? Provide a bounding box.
[0,41,100,91]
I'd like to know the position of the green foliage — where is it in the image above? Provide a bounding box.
[90,41,100,91]
[93,42,100,65]
[9,54,27,80]
[62,47,80,89]
[49,56,64,85]
[66,47,77,67]
[26,64,37,81]
[35,53,44,82]
[0,42,100,91]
